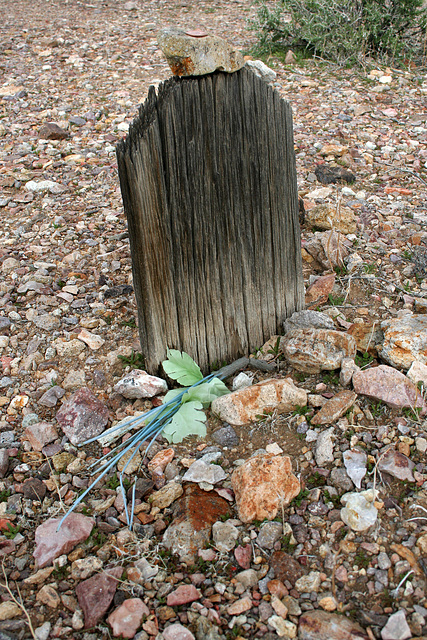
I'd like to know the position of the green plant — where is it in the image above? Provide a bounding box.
[355,352,374,367]
[322,371,340,385]
[0,490,10,503]
[369,400,386,418]
[267,336,282,356]
[250,0,427,66]
[354,550,370,569]
[87,527,107,547]
[334,264,348,276]
[120,318,137,328]
[403,249,412,260]
[118,349,145,368]
[291,488,309,506]
[281,532,296,552]
[292,404,311,417]
[106,473,131,491]
[323,489,342,509]
[294,371,307,382]
[403,405,422,421]
[328,293,345,306]
[52,564,69,580]
[3,523,20,540]
[363,263,377,274]
[306,471,327,488]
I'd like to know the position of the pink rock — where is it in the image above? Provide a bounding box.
[33,513,94,568]
[298,610,368,640]
[163,623,195,640]
[334,565,348,583]
[231,453,300,523]
[234,544,252,569]
[311,391,357,425]
[56,387,109,445]
[167,585,201,607]
[107,598,149,638]
[305,274,335,308]
[198,548,217,562]
[227,596,253,615]
[76,568,122,628]
[23,422,58,451]
[211,378,307,426]
[378,448,415,482]
[353,364,426,411]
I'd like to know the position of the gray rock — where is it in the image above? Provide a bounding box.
[38,386,65,407]
[283,310,335,334]
[158,27,244,76]
[0,377,12,390]
[0,450,9,478]
[212,521,239,552]
[381,610,411,640]
[196,616,226,640]
[256,522,283,549]
[0,318,11,331]
[22,413,39,429]
[25,180,64,194]
[32,314,60,332]
[182,459,226,485]
[212,426,240,447]
[235,569,258,589]
[0,432,15,447]
[315,428,334,466]
[245,60,276,82]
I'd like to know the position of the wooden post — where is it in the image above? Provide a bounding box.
[116,68,304,374]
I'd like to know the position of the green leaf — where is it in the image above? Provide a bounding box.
[183,378,229,407]
[162,349,203,386]
[163,388,185,404]
[162,401,207,443]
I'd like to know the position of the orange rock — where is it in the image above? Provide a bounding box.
[384,187,412,195]
[147,447,175,474]
[231,453,300,523]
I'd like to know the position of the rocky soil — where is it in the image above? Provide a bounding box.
[2,1,427,639]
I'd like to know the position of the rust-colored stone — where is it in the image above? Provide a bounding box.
[270,551,305,586]
[162,484,230,563]
[311,390,357,425]
[169,56,195,76]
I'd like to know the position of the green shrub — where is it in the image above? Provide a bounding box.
[250,0,427,66]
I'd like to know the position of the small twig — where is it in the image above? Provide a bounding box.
[0,563,36,639]
[391,570,414,597]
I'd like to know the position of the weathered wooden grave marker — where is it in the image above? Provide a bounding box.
[116,30,304,374]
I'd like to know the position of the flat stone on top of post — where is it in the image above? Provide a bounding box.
[158,27,245,76]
